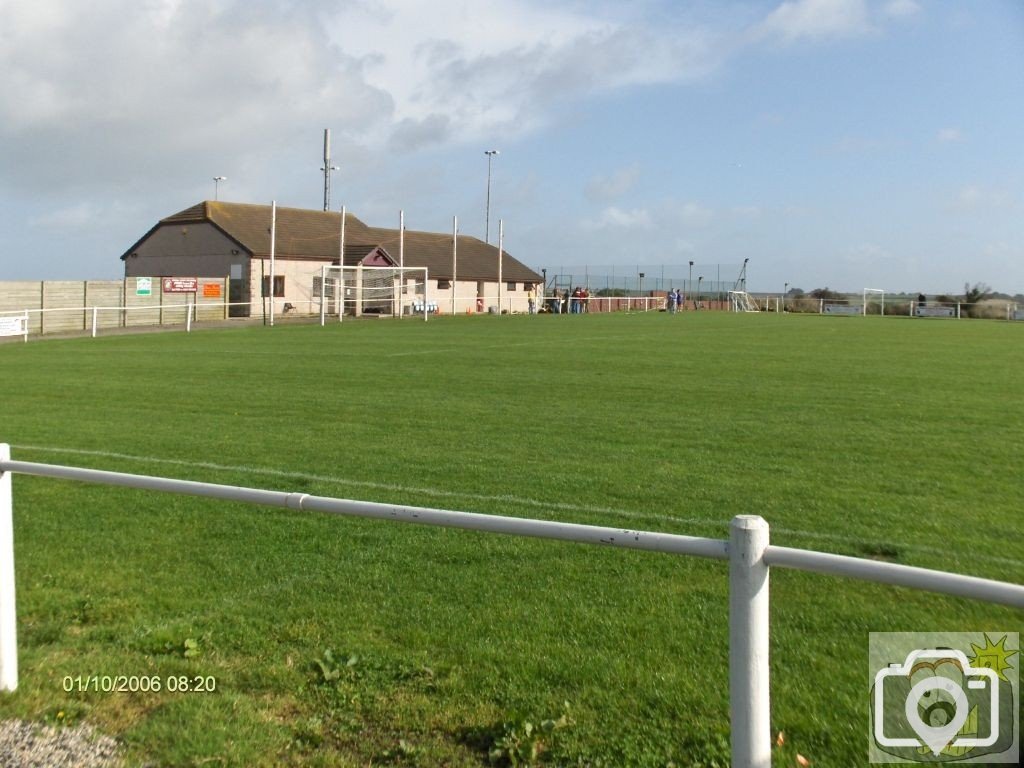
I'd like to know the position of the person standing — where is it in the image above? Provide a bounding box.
[675,288,683,311]
[528,286,537,315]
[666,290,676,313]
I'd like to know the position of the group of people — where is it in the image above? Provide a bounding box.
[665,289,685,313]
[527,286,592,314]
[525,286,689,314]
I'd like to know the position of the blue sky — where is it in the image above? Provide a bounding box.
[1,0,1022,294]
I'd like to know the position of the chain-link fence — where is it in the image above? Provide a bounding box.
[542,263,748,301]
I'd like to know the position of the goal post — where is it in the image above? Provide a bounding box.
[318,265,430,324]
[863,288,885,316]
[728,291,760,312]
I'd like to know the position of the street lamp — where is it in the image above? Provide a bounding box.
[213,176,226,201]
[484,149,499,244]
[784,282,788,312]
[688,260,694,297]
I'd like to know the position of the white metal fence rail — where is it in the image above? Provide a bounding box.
[1,444,1021,767]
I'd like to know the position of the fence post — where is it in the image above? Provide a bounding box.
[0,443,17,692]
[729,515,770,768]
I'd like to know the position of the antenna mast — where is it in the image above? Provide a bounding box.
[322,129,339,212]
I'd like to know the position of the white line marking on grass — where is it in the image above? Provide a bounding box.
[13,444,1023,571]
[14,444,711,531]
[382,334,648,358]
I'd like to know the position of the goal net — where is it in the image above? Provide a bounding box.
[318,266,430,323]
[728,291,761,312]
[863,288,886,316]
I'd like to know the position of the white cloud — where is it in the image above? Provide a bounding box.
[676,202,715,226]
[731,206,763,218]
[582,206,653,230]
[755,0,871,43]
[882,0,922,20]
[0,0,735,196]
[936,127,964,143]
[585,164,641,203]
[325,2,724,144]
[0,1,400,199]
[949,185,1017,213]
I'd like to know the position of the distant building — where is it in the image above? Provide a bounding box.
[121,201,542,316]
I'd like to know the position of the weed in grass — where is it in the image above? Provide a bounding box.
[457,702,573,767]
[376,737,421,765]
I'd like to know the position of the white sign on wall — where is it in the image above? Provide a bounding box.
[136,277,152,296]
[0,315,28,338]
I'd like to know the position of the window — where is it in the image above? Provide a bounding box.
[437,279,451,290]
[261,276,285,297]
[506,281,517,291]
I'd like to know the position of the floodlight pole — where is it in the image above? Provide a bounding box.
[452,215,458,316]
[339,205,346,323]
[320,265,327,326]
[269,201,277,327]
[497,219,503,314]
[399,210,405,319]
[322,129,339,212]
[485,150,499,244]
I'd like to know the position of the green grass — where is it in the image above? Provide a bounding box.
[1,312,1021,767]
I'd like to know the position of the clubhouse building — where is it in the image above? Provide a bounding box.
[121,201,543,316]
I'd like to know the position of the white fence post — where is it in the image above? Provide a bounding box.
[0,443,17,692]
[729,515,770,768]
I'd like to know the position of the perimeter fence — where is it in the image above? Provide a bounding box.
[1,445,1021,766]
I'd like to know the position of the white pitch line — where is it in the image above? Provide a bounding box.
[14,444,711,531]
[11,444,1023,571]
[382,334,643,358]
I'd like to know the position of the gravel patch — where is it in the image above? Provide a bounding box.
[0,719,122,767]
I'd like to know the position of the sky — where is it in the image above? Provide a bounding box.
[1,0,1022,294]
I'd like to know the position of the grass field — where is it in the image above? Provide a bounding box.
[1,311,1021,767]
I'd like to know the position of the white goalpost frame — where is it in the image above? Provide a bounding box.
[863,288,886,316]
[319,265,430,323]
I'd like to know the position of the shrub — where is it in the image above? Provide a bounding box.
[786,297,821,314]
[865,301,911,316]
[967,299,1012,320]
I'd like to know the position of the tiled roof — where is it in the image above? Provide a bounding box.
[358,226,541,282]
[152,202,541,282]
[163,202,373,261]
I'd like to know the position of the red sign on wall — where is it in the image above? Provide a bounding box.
[163,277,198,293]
